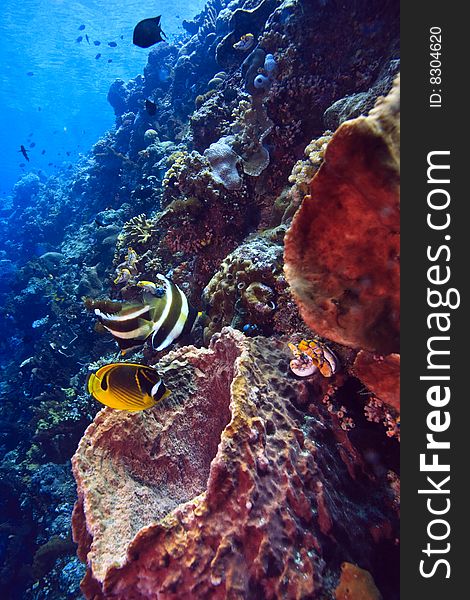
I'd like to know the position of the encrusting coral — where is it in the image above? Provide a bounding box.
[72,328,398,599]
[204,135,243,190]
[201,233,284,341]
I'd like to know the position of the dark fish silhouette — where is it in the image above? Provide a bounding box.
[30,142,36,148]
[120,35,124,39]
[27,71,34,76]
[133,16,166,48]
[48,162,53,166]
[78,24,85,30]
[76,36,83,43]
[41,150,46,155]
[19,163,26,168]
[66,151,71,156]
[94,40,101,46]
[38,106,41,111]
[145,99,157,115]
[85,34,90,44]
[108,59,113,63]
[95,53,101,59]
[108,41,117,47]
[19,145,30,161]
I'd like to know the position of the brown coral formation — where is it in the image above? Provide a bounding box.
[284,78,400,355]
[353,351,400,413]
[335,562,382,600]
[72,328,398,599]
[201,232,285,341]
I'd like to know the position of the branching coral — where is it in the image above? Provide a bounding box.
[117,214,157,249]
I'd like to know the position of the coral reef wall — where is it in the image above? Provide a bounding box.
[0,0,400,597]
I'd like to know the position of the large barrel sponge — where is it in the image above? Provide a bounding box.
[284,77,400,354]
[72,329,398,599]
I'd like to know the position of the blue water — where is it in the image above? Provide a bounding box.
[0,0,205,196]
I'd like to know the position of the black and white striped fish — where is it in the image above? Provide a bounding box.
[94,274,201,354]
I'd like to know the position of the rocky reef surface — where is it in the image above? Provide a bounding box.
[0,0,400,598]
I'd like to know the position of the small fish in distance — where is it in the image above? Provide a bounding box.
[95,53,101,59]
[78,24,85,30]
[108,41,117,47]
[85,34,90,44]
[94,40,101,46]
[76,36,83,43]
[19,145,30,161]
[133,16,166,48]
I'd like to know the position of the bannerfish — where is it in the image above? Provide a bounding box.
[145,99,157,115]
[87,362,169,411]
[19,145,30,161]
[94,40,101,46]
[95,53,101,59]
[78,24,85,30]
[133,16,166,48]
[76,36,83,43]
[233,33,255,51]
[108,41,117,47]
[94,274,201,354]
